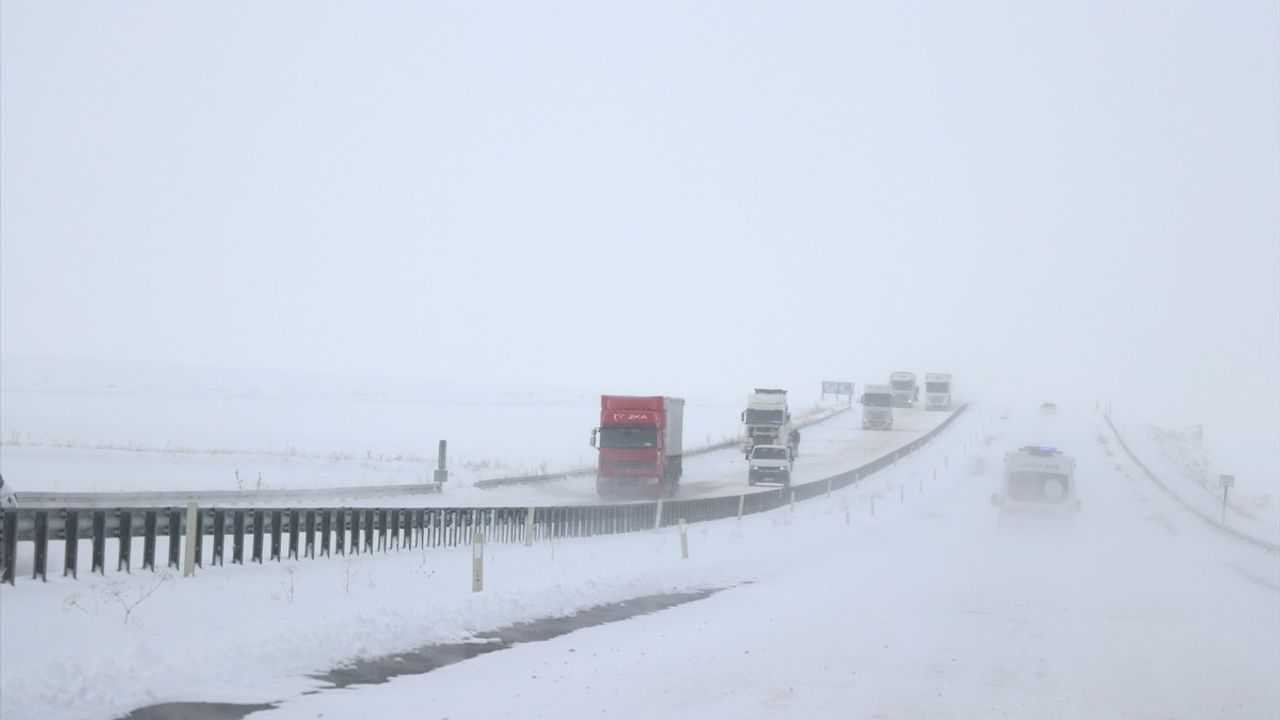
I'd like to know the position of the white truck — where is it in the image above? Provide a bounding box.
[742,388,795,458]
[991,446,1080,513]
[889,371,918,408]
[860,384,894,430]
[924,373,952,411]
[747,444,794,487]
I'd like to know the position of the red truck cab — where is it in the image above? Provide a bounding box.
[590,395,684,498]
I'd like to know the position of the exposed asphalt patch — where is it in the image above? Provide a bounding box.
[117,588,723,720]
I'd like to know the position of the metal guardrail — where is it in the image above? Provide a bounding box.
[0,406,966,584]
[1102,413,1280,555]
[473,405,851,489]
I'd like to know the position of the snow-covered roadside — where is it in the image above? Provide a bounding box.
[1107,412,1280,548]
[0,406,982,720]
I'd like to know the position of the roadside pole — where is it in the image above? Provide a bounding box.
[1219,474,1235,525]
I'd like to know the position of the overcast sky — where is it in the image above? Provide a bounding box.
[2,1,1277,473]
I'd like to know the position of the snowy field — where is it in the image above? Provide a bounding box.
[2,403,1277,720]
[1,356,840,494]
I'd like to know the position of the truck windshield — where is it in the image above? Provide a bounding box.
[864,394,892,407]
[744,409,786,425]
[926,382,949,393]
[598,425,658,449]
[751,447,788,460]
[1007,471,1071,502]
[891,380,913,391]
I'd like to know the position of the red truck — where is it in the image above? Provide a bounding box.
[589,395,684,498]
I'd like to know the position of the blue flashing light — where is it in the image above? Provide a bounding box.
[1021,445,1061,455]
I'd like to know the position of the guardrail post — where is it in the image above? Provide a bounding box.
[117,510,132,574]
[524,507,536,546]
[167,509,181,570]
[319,510,331,558]
[270,510,283,561]
[252,510,265,563]
[232,510,245,564]
[64,510,79,578]
[193,509,204,568]
[183,503,198,577]
[289,510,301,559]
[93,511,108,575]
[212,511,226,566]
[1,511,15,585]
[790,491,795,511]
[142,511,157,571]
[33,511,49,582]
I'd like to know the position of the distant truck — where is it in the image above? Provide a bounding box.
[747,444,794,487]
[924,373,952,411]
[889,371,918,408]
[860,384,894,430]
[742,388,795,458]
[590,396,684,498]
[992,446,1080,512]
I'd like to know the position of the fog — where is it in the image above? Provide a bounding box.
[2,2,1276,484]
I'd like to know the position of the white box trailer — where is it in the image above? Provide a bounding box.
[924,373,952,411]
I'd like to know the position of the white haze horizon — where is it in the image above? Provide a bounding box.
[2,2,1277,489]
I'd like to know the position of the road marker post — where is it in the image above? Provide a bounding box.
[653,498,664,530]
[471,532,484,592]
[737,495,746,521]
[1219,474,1235,525]
[523,507,536,547]
[679,519,688,560]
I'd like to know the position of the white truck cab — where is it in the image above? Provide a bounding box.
[993,446,1080,512]
[889,371,918,408]
[924,373,952,411]
[748,444,794,487]
[860,384,895,430]
[742,388,794,458]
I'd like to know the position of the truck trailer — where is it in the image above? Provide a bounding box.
[924,373,952,411]
[590,395,684,498]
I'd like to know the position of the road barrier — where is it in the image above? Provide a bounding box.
[0,406,966,584]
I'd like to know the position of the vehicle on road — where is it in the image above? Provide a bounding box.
[748,444,793,487]
[742,388,795,458]
[924,373,952,411]
[992,446,1080,513]
[890,371,918,408]
[860,384,895,430]
[591,396,684,498]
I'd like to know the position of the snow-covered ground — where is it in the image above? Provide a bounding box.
[3,403,1276,720]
